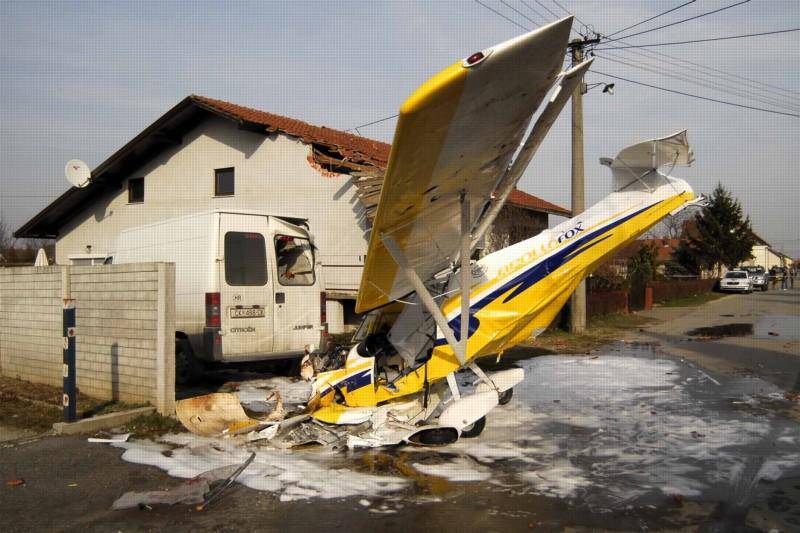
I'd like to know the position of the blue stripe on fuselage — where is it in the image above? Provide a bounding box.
[433,200,662,346]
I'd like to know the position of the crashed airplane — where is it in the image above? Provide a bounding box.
[178,16,703,448]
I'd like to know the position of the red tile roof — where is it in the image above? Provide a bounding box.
[192,95,391,167]
[194,96,570,217]
[507,188,571,216]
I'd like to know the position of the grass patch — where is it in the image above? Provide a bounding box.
[0,376,145,432]
[122,413,184,439]
[657,292,726,308]
[528,313,656,354]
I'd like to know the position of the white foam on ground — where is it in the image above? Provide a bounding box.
[412,457,492,482]
[115,355,800,505]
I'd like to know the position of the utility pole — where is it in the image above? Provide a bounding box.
[568,37,598,334]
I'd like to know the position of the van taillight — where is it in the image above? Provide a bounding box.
[206,292,221,327]
[320,292,327,326]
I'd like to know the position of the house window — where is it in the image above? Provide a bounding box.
[128,177,144,203]
[215,167,235,196]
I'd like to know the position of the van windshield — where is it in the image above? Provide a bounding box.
[275,235,315,286]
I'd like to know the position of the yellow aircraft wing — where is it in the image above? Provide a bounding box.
[356,17,575,313]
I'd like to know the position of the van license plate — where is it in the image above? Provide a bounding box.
[230,308,265,318]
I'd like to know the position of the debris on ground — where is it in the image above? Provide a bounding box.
[6,478,25,487]
[112,452,256,511]
[88,433,130,443]
[112,478,210,510]
[196,452,256,511]
[175,393,275,437]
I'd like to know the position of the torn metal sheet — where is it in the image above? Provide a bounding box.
[112,478,210,510]
[176,393,264,437]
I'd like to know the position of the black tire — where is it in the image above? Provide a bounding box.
[176,339,204,386]
[460,416,486,438]
[762,286,768,292]
[498,387,514,405]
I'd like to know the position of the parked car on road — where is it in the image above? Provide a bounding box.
[741,266,768,291]
[720,270,753,293]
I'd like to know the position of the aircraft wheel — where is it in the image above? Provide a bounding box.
[498,387,514,405]
[460,416,486,438]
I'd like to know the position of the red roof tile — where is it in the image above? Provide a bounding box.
[192,95,391,167]
[507,188,571,216]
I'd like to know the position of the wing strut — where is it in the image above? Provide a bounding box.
[381,192,472,365]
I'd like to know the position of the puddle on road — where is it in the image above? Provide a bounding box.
[113,345,800,517]
[687,323,753,338]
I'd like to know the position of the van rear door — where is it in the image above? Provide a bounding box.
[219,214,274,357]
[270,218,322,352]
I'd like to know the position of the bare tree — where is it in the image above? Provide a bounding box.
[0,215,11,254]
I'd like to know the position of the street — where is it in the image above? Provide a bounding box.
[1,288,798,533]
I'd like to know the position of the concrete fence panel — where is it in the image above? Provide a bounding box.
[0,263,175,414]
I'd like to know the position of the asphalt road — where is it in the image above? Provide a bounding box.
[1,288,798,533]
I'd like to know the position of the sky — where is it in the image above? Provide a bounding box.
[1,0,799,256]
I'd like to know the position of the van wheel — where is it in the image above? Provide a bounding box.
[176,339,204,386]
[498,387,514,405]
[460,416,486,439]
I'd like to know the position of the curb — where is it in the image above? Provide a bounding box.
[52,406,156,435]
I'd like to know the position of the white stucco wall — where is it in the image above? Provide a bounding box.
[56,116,370,293]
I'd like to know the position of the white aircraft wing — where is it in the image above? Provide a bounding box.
[602,130,694,191]
[356,17,575,313]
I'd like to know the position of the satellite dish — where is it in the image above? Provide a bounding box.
[65,159,91,188]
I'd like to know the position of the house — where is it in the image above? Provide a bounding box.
[16,95,569,331]
[607,237,681,278]
[743,232,794,271]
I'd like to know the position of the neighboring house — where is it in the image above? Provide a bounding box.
[608,237,681,278]
[16,95,568,331]
[744,232,794,271]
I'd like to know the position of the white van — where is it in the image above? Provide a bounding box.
[112,210,327,383]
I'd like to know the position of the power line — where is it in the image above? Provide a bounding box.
[534,0,560,20]
[344,113,399,133]
[500,0,541,27]
[596,28,800,50]
[601,33,800,101]
[589,69,800,118]
[595,54,799,114]
[606,0,696,38]
[610,0,751,42]
[475,0,531,32]
[519,0,549,24]
[551,0,590,31]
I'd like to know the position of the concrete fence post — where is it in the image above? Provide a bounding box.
[155,263,176,415]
